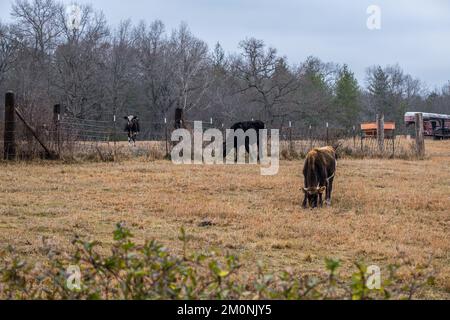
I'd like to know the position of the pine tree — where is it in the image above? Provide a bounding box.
[300,56,333,126]
[367,66,390,117]
[334,64,360,129]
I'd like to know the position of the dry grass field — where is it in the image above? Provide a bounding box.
[0,140,449,298]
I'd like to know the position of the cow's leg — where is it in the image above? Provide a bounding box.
[256,133,260,163]
[234,137,238,163]
[302,193,307,209]
[245,139,250,155]
[318,193,323,207]
[326,178,333,206]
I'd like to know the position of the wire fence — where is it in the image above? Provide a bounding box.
[1,107,420,161]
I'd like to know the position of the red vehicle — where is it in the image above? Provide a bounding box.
[404,112,450,139]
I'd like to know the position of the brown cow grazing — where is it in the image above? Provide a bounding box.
[302,146,337,208]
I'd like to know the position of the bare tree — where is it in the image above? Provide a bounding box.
[0,0,445,137]
[104,20,136,117]
[234,38,299,126]
[53,3,109,118]
[134,20,178,119]
[4,0,63,124]
[204,42,243,124]
[0,22,18,87]
[11,0,62,56]
[169,23,210,113]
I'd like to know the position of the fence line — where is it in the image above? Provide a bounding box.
[2,93,426,160]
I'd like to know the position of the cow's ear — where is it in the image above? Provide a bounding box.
[302,187,308,193]
[134,116,139,120]
[124,116,128,120]
[319,186,326,194]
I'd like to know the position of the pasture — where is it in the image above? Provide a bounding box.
[0,140,449,298]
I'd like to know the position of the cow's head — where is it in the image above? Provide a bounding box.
[302,186,326,208]
[124,115,139,129]
[124,115,138,123]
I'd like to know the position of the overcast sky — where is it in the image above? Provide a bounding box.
[1,0,449,89]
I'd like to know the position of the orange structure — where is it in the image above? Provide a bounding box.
[360,122,396,138]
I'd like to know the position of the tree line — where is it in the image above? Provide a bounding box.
[0,0,449,132]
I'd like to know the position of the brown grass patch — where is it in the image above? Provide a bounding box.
[0,140,449,298]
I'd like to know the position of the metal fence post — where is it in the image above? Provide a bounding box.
[113,114,117,160]
[288,121,293,152]
[164,117,168,158]
[309,125,312,150]
[353,125,356,149]
[53,104,61,155]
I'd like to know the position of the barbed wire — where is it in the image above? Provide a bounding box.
[1,113,413,160]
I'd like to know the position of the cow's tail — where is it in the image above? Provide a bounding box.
[331,141,342,160]
[327,159,337,183]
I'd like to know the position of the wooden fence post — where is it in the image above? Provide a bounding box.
[175,108,183,129]
[4,92,16,160]
[392,130,396,158]
[377,114,385,153]
[415,113,425,158]
[360,123,364,152]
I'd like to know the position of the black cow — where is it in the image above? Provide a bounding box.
[223,120,265,161]
[302,146,337,209]
[124,115,140,146]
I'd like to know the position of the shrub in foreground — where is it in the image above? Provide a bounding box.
[0,224,434,300]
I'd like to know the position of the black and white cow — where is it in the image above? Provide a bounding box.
[124,115,140,146]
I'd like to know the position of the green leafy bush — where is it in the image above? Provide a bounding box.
[0,223,434,300]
